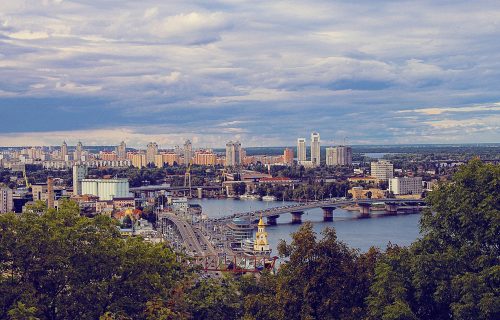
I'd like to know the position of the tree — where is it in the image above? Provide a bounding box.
[0,200,191,320]
[275,222,380,320]
[240,272,282,320]
[122,215,133,228]
[186,278,242,319]
[367,160,500,320]
[233,182,247,196]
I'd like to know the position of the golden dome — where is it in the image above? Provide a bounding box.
[258,215,265,226]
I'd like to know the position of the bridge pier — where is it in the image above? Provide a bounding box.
[197,187,203,199]
[291,211,304,224]
[267,215,279,226]
[385,202,398,215]
[358,203,371,218]
[321,207,335,222]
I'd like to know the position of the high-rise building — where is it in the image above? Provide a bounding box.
[130,153,146,168]
[146,142,158,165]
[371,160,394,181]
[100,152,117,161]
[154,153,181,167]
[74,141,83,162]
[326,146,352,166]
[389,177,422,195]
[60,141,68,160]
[183,140,193,165]
[297,138,306,162]
[311,132,320,166]
[283,148,294,165]
[0,187,13,213]
[194,150,217,166]
[73,164,88,196]
[116,141,126,160]
[225,141,242,167]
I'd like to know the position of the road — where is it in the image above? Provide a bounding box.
[209,198,426,223]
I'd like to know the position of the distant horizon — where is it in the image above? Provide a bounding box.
[1,142,499,149]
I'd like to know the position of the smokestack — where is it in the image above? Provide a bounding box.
[47,177,54,209]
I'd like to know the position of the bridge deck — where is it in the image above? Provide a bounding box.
[209,198,426,223]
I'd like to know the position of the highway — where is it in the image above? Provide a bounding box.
[163,213,204,255]
[162,213,217,256]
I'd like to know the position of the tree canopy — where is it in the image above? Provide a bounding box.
[0,200,190,320]
[0,160,498,320]
[368,159,499,320]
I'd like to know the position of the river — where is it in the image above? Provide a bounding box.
[189,198,421,254]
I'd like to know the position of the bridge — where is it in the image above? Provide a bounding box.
[158,213,277,273]
[130,185,221,192]
[209,198,427,225]
[159,213,216,256]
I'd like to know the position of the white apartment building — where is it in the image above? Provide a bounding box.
[297,138,306,162]
[389,177,423,195]
[73,164,88,196]
[171,197,189,213]
[225,141,242,166]
[371,160,394,181]
[311,132,320,166]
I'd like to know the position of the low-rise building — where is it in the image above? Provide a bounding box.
[389,177,423,195]
[113,197,135,209]
[348,187,386,200]
[226,218,254,249]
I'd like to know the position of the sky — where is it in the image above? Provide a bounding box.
[0,0,499,148]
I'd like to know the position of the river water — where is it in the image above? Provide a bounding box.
[190,198,421,254]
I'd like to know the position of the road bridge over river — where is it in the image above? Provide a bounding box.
[159,213,216,256]
[209,198,426,224]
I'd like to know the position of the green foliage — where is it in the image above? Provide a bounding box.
[239,272,282,320]
[0,200,190,320]
[186,277,242,319]
[368,160,500,320]
[233,182,247,196]
[7,302,40,320]
[273,222,380,320]
[1,159,497,320]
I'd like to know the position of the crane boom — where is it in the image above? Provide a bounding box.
[22,165,31,189]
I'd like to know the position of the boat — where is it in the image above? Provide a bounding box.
[262,195,277,201]
[240,193,261,200]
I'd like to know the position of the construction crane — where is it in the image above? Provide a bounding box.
[184,164,192,198]
[22,165,31,189]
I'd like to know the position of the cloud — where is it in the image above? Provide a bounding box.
[399,103,500,115]
[0,0,499,145]
[9,30,49,40]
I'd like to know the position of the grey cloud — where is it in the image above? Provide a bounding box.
[0,0,499,145]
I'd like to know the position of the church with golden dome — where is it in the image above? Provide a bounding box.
[253,215,271,255]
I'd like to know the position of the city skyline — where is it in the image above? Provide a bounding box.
[1,1,500,146]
